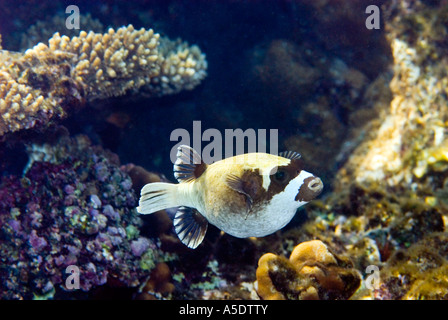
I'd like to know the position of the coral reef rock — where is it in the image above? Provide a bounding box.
[336,2,448,189]
[295,0,448,300]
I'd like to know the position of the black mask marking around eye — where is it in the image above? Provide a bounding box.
[274,169,288,183]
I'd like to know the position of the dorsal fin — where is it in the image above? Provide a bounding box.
[173,207,208,249]
[279,151,301,160]
[174,145,208,183]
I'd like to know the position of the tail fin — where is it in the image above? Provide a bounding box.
[137,182,179,214]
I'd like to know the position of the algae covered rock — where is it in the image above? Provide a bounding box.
[0,133,168,299]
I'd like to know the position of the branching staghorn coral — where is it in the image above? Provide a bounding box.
[50,26,163,99]
[142,37,208,97]
[0,24,207,137]
[19,13,104,50]
[0,44,84,136]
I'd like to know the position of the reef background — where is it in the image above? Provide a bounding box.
[1,0,448,300]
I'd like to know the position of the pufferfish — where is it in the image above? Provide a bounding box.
[137,145,323,249]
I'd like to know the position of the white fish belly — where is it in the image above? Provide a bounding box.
[212,206,298,238]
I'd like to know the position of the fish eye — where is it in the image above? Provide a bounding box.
[274,169,288,182]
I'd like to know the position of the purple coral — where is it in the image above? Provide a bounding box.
[0,134,161,299]
[131,237,151,257]
[28,230,48,252]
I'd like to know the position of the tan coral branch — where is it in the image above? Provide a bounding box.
[0,23,207,137]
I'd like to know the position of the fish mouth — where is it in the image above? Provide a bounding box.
[295,176,323,202]
[307,177,323,194]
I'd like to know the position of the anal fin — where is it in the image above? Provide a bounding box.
[173,207,208,249]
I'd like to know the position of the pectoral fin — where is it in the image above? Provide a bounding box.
[173,207,208,249]
[225,173,257,213]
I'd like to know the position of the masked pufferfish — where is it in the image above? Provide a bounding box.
[137,145,323,249]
